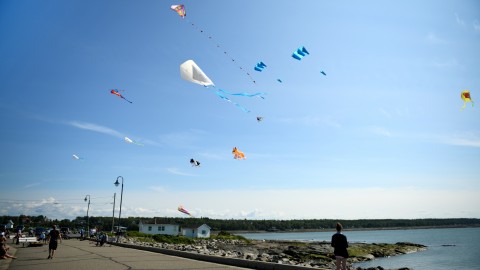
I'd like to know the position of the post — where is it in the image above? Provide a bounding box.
[114,176,124,242]
[84,195,91,238]
[111,192,116,233]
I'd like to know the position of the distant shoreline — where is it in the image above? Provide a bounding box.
[227,224,480,234]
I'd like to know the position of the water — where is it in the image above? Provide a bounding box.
[239,227,480,270]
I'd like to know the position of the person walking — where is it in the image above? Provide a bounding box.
[331,222,349,270]
[47,225,62,259]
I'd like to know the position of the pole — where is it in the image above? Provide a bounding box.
[84,195,91,238]
[111,193,116,233]
[114,176,124,243]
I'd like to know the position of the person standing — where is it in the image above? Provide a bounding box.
[331,222,349,270]
[47,225,62,259]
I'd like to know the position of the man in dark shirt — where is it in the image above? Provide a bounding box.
[47,225,62,259]
[331,222,348,270]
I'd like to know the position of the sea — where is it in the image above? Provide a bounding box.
[238,227,480,270]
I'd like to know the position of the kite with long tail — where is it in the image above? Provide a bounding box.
[180,60,265,113]
[178,205,192,216]
[171,4,257,84]
[110,89,133,103]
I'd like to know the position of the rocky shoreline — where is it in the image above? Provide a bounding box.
[119,237,426,270]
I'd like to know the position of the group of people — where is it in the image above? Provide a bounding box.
[0,224,62,260]
[3,223,349,268]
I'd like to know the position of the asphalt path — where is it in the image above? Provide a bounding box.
[1,239,251,270]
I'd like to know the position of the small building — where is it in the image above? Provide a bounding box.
[138,221,179,236]
[181,224,211,238]
[6,220,14,229]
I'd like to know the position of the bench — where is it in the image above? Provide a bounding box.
[17,237,42,247]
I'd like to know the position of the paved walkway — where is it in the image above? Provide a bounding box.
[1,239,250,270]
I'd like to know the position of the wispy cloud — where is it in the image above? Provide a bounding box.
[363,128,479,148]
[474,20,480,31]
[425,32,445,44]
[276,115,341,128]
[198,151,226,160]
[431,58,460,69]
[158,129,207,148]
[366,126,393,137]
[67,121,123,138]
[166,167,196,176]
[455,13,465,26]
[149,186,166,192]
[24,183,41,189]
[436,133,480,148]
[378,107,410,118]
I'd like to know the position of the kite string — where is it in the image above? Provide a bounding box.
[186,19,257,84]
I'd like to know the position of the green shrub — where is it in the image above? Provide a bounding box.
[152,234,195,244]
[126,231,151,238]
[211,231,250,243]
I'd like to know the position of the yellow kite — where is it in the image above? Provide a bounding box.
[461,90,474,110]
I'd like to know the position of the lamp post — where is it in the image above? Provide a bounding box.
[111,192,116,233]
[113,176,124,242]
[84,195,91,238]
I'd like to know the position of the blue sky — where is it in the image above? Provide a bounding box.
[1,0,479,221]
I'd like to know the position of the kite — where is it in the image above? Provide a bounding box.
[124,137,144,146]
[170,4,186,18]
[72,154,84,160]
[256,116,263,122]
[110,89,133,103]
[320,71,327,76]
[292,46,309,60]
[178,205,192,216]
[190,158,201,167]
[254,62,267,72]
[171,5,256,84]
[180,60,266,112]
[461,90,474,109]
[232,147,246,159]
[277,79,283,83]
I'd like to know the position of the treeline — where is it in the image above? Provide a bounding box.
[2,215,479,232]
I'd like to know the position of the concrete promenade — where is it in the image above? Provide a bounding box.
[0,239,250,270]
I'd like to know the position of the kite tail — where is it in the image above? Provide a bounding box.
[185,18,257,84]
[214,91,250,113]
[122,97,133,103]
[217,88,266,99]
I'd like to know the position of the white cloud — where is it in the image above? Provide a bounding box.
[431,58,459,68]
[2,187,479,220]
[436,133,480,147]
[276,115,341,128]
[112,187,480,219]
[474,20,480,31]
[24,183,41,189]
[366,126,393,137]
[68,121,123,138]
[425,32,444,44]
[455,13,465,26]
[158,129,207,148]
[166,167,196,176]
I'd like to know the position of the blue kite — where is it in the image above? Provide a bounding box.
[292,46,309,60]
[254,61,267,72]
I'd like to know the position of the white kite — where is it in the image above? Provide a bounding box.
[179,60,265,112]
[124,137,144,146]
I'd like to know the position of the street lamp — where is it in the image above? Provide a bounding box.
[114,176,124,242]
[111,192,116,233]
[84,195,91,238]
